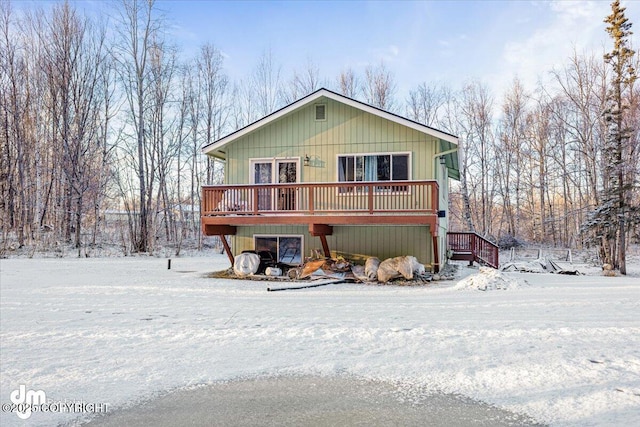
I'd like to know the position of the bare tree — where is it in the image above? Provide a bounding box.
[0,0,27,247]
[336,67,360,99]
[252,48,283,117]
[458,81,496,236]
[406,82,447,127]
[282,57,322,104]
[197,43,229,184]
[146,38,179,246]
[494,78,529,240]
[362,61,396,111]
[437,85,474,232]
[38,2,108,253]
[112,0,160,253]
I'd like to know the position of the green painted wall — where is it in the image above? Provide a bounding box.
[225,97,441,184]
[234,225,433,268]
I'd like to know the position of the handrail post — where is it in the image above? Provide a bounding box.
[431,182,439,213]
[253,187,259,214]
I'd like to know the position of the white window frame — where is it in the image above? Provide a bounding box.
[254,234,304,265]
[314,103,327,121]
[249,157,301,184]
[249,157,301,211]
[336,151,412,194]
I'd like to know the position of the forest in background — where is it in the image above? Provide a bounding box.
[1,0,638,272]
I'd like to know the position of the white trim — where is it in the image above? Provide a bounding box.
[336,152,412,195]
[336,151,412,181]
[249,158,300,211]
[249,157,301,184]
[314,103,327,121]
[254,234,305,265]
[203,89,458,155]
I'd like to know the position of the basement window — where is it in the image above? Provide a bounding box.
[254,235,303,265]
[315,103,327,121]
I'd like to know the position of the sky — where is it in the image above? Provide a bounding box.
[158,0,639,100]
[13,0,640,103]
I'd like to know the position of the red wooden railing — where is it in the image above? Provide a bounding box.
[202,181,439,217]
[447,232,499,269]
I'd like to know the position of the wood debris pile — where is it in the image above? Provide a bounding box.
[211,252,438,287]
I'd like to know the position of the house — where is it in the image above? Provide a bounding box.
[201,88,497,272]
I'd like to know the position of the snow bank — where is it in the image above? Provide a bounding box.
[454,267,529,291]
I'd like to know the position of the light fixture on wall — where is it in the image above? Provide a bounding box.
[304,155,310,166]
[439,156,447,165]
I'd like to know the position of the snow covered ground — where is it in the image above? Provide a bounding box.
[1,253,639,426]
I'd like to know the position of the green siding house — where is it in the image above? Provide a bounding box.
[201,88,463,272]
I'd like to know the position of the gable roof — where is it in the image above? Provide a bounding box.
[202,88,459,178]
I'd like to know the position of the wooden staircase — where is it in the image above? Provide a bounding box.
[447,232,499,269]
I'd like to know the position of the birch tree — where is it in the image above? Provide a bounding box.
[252,48,282,117]
[336,67,359,99]
[494,79,529,240]
[282,58,322,104]
[40,2,108,252]
[458,81,496,236]
[363,61,396,111]
[406,82,447,127]
[112,0,160,253]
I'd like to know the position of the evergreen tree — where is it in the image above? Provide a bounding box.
[597,0,637,274]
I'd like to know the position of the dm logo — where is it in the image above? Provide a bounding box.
[10,385,46,420]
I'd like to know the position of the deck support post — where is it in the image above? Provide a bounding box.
[220,235,234,266]
[432,234,440,273]
[309,224,333,258]
[202,224,238,266]
[319,235,331,258]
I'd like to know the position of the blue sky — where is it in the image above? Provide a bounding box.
[160,0,639,99]
[15,0,640,101]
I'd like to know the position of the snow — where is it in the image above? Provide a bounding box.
[454,267,529,291]
[1,254,639,426]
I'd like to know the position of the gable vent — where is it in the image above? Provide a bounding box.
[315,104,327,121]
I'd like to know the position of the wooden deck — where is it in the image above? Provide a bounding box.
[201,181,440,229]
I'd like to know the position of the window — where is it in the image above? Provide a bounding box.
[254,235,303,265]
[337,153,409,192]
[315,104,327,121]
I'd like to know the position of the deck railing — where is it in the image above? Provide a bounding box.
[202,181,439,217]
[447,232,499,268]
